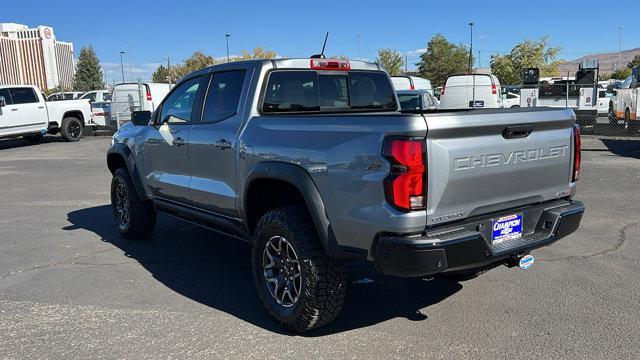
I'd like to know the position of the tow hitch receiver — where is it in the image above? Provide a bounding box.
[506,253,534,269]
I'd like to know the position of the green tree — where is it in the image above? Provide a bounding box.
[416,34,472,86]
[151,64,170,83]
[627,54,640,69]
[375,48,404,76]
[73,46,104,91]
[234,47,277,60]
[610,68,632,80]
[175,51,218,78]
[490,36,563,85]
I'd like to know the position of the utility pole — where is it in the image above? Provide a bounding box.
[119,51,125,83]
[225,34,230,62]
[164,56,171,86]
[478,50,482,69]
[618,26,623,70]
[468,22,474,74]
[405,52,408,73]
[357,33,362,61]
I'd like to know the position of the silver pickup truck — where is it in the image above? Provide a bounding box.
[107,58,584,332]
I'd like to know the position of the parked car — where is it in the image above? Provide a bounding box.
[391,75,433,94]
[46,91,85,101]
[396,89,438,111]
[89,101,111,129]
[0,85,93,142]
[81,89,112,103]
[110,82,171,128]
[107,58,584,332]
[439,74,503,109]
[502,91,520,108]
[610,69,640,133]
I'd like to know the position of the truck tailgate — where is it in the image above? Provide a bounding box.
[424,108,576,226]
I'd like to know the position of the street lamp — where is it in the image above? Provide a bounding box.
[119,51,125,83]
[357,33,361,61]
[618,26,623,70]
[225,34,231,62]
[164,56,171,86]
[468,22,474,74]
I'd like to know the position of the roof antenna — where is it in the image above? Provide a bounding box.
[310,32,329,59]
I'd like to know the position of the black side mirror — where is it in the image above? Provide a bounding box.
[612,90,618,96]
[130,111,151,126]
[0,96,6,107]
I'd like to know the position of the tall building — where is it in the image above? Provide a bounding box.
[0,23,74,91]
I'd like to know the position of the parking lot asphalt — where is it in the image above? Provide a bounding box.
[0,136,639,359]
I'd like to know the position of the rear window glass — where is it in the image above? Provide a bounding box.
[397,94,422,110]
[262,70,397,113]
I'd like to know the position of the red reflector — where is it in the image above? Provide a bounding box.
[572,124,581,182]
[310,59,351,71]
[383,138,426,211]
[146,90,152,101]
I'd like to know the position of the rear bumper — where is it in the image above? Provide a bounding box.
[373,199,584,277]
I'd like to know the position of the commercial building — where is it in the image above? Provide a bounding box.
[0,23,74,91]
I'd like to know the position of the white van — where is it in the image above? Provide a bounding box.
[439,74,503,109]
[391,76,433,95]
[110,82,171,128]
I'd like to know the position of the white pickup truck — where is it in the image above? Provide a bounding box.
[0,85,93,142]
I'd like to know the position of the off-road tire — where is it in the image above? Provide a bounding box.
[61,117,83,142]
[23,133,43,143]
[110,167,156,239]
[252,206,346,333]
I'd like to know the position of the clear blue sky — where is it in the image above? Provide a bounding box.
[3,0,639,82]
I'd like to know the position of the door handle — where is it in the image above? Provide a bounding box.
[172,137,186,146]
[214,139,232,150]
[38,106,45,109]
[11,108,18,111]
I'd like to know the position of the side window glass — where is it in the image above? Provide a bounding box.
[82,92,97,102]
[159,77,201,124]
[9,88,38,104]
[202,70,246,123]
[0,88,12,105]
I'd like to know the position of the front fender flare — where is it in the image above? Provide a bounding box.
[106,143,149,202]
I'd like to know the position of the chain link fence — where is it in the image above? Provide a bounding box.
[432,81,639,139]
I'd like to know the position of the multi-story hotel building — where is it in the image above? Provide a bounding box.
[0,23,75,91]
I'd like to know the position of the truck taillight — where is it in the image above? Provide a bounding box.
[572,124,581,182]
[146,89,152,101]
[383,138,426,211]
[491,84,497,95]
[440,83,446,96]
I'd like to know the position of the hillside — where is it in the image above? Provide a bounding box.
[558,48,640,75]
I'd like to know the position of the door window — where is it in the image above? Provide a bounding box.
[159,76,201,124]
[202,70,246,123]
[0,88,12,105]
[9,88,38,104]
[81,92,97,102]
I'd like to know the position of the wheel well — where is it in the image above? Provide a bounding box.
[107,153,126,174]
[245,178,307,235]
[63,111,84,124]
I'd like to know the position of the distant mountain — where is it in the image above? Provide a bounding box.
[558,48,640,75]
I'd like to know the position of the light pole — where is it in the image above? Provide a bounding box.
[126,40,132,81]
[119,51,125,83]
[357,33,361,61]
[468,22,474,73]
[164,56,171,86]
[225,34,230,62]
[618,26,623,70]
